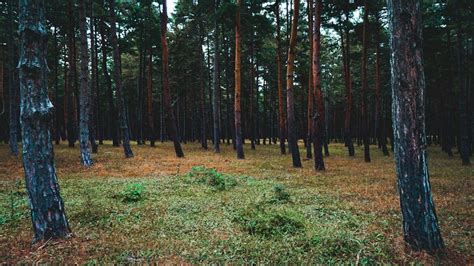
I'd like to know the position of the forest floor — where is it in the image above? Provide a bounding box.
[0,141,472,264]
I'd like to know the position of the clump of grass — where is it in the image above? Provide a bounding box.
[271,184,291,203]
[186,165,237,191]
[234,206,304,237]
[121,183,145,203]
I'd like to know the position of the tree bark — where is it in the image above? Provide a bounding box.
[78,0,93,166]
[388,0,444,251]
[360,0,371,162]
[287,0,302,167]
[199,24,208,150]
[306,0,313,159]
[147,47,155,147]
[109,0,134,157]
[456,7,471,165]
[342,5,355,157]
[66,0,77,148]
[7,0,19,156]
[161,0,184,157]
[98,18,119,147]
[234,0,245,159]
[19,0,71,242]
[312,0,325,170]
[275,0,286,155]
[213,0,221,153]
[374,14,389,156]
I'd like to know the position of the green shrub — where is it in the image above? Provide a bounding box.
[235,207,304,237]
[121,183,144,203]
[186,165,237,191]
[272,184,291,203]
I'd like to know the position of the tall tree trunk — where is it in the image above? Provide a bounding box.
[147,47,155,147]
[19,0,71,242]
[456,8,471,165]
[109,0,134,157]
[374,15,389,156]
[199,25,208,150]
[54,29,60,145]
[361,0,371,162]
[78,0,93,166]
[66,0,77,148]
[137,46,145,145]
[213,0,221,153]
[234,0,245,159]
[7,0,19,156]
[312,0,325,170]
[388,0,444,251]
[90,10,99,151]
[161,0,184,157]
[99,18,119,146]
[342,6,355,157]
[286,0,302,167]
[249,30,256,150]
[306,0,313,159]
[275,0,286,155]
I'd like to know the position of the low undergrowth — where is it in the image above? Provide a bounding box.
[0,143,471,264]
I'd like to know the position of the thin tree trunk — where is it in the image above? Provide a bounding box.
[161,0,184,157]
[456,7,471,165]
[275,0,286,155]
[19,0,71,242]
[388,0,444,251]
[213,0,221,153]
[89,11,99,151]
[99,18,119,146]
[109,0,134,157]
[7,0,19,156]
[375,15,389,156]
[342,6,355,157]
[66,0,77,148]
[234,0,244,159]
[199,25,208,150]
[306,0,313,159]
[78,0,93,166]
[312,0,325,170]
[360,0,371,162]
[286,0,302,167]
[147,47,155,147]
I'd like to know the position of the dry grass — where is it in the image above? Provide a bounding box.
[0,141,472,264]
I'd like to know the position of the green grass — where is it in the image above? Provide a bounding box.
[0,142,471,264]
[0,167,391,264]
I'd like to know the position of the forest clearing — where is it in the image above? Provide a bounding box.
[1,0,473,264]
[0,142,472,263]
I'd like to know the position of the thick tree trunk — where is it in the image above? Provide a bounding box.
[7,0,19,156]
[312,0,325,170]
[109,0,134,157]
[388,0,444,251]
[360,0,371,162]
[287,0,302,167]
[234,0,245,159]
[275,0,286,155]
[375,16,389,156]
[213,0,221,153]
[19,0,71,242]
[78,0,93,166]
[161,0,184,157]
[99,19,119,147]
